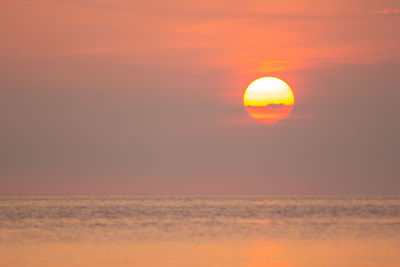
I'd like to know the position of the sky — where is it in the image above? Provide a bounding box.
[1,0,399,194]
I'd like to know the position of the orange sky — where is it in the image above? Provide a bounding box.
[0,0,400,194]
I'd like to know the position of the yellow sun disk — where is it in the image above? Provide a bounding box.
[243,77,295,123]
[243,77,294,106]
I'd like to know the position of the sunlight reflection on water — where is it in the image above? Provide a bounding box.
[1,195,399,266]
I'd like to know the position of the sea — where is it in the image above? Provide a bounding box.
[1,195,399,266]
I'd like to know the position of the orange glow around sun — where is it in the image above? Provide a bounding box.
[243,77,294,123]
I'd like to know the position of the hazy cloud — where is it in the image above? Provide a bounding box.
[371,9,400,15]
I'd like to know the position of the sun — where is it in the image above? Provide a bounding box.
[243,77,294,123]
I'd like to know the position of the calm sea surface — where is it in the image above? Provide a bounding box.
[1,195,400,266]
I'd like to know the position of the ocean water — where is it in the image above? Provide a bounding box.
[1,195,400,266]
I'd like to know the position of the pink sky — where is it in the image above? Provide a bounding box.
[1,0,400,194]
